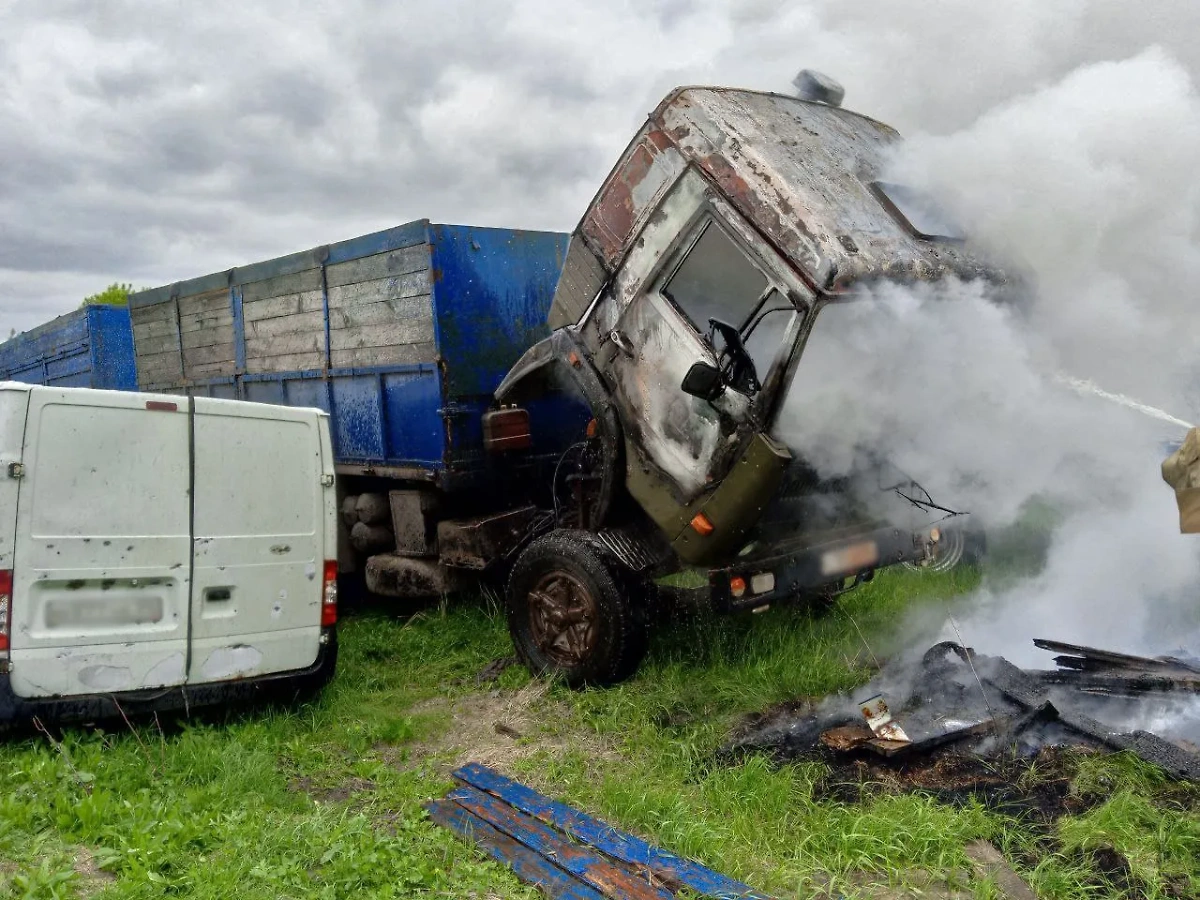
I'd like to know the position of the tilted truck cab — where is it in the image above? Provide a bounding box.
[496,84,1008,681]
[0,383,338,724]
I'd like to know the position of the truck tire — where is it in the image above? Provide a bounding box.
[506,529,647,688]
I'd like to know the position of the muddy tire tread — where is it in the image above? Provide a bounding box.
[506,528,647,688]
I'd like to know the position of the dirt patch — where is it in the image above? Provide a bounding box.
[384,681,617,776]
[289,775,376,804]
[72,847,116,897]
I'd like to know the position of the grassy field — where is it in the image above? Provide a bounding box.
[0,567,1197,900]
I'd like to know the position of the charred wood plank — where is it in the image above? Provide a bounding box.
[983,658,1200,780]
[1033,639,1200,675]
[1035,671,1200,695]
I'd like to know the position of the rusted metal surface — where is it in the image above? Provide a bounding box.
[482,407,533,452]
[450,763,774,899]
[565,87,1005,322]
[389,489,439,557]
[436,506,539,570]
[527,570,599,668]
[820,723,873,752]
[446,785,675,900]
[425,799,608,900]
[581,129,685,270]
[363,553,462,598]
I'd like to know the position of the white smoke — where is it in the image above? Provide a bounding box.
[775,47,1200,665]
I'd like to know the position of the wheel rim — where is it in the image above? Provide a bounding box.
[527,570,599,667]
[904,527,967,573]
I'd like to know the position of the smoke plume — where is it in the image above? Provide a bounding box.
[775,46,1200,666]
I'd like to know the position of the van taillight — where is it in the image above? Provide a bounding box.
[0,570,11,652]
[321,560,338,627]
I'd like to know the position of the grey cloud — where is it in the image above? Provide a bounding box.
[3,0,1200,339]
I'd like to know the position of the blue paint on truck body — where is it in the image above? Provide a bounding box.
[127,220,572,486]
[0,305,137,390]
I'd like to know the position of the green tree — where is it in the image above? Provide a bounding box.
[81,283,132,307]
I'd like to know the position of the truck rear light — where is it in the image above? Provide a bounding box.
[0,569,11,652]
[482,407,533,452]
[321,560,338,627]
[690,513,715,536]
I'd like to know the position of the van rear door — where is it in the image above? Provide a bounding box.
[187,398,327,683]
[8,388,192,697]
[0,386,30,661]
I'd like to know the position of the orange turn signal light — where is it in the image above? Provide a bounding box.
[690,512,715,536]
[586,418,598,438]
[730,576,746,597]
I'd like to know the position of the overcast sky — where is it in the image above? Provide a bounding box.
[2,0,1199,336]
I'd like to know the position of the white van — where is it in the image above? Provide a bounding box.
[0,382,339,723]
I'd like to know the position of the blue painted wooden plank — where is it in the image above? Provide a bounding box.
[237,362,437,382]
[0,305,135,391]
[231,248,325,293]
[230,285,246,373]
[129,222,428,312]
[323,220,428,266]
[319,264,332,371]
[453,764,774,900]
[428,223,567,400]
[425,800,606,900]
[445,786,673,900]
[88,305,137,390]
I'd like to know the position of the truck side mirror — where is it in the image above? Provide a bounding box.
[681,361,724,401]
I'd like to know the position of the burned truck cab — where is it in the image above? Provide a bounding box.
[496,77,1007,683]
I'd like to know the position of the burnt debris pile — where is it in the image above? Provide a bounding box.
[725,639,1200,781]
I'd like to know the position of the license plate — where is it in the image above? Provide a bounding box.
[820,540,879,576]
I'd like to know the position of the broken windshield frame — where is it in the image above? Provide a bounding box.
[870,181,966,242]
[661,218,802,399]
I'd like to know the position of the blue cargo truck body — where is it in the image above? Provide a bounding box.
[0,305,136,390]
[128,220,570,484]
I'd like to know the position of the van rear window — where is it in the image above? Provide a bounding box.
[31,404,190,537]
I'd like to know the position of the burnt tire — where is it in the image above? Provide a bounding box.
[506,529,647,688]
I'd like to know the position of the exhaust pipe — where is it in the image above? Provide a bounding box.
[792,69,845,107]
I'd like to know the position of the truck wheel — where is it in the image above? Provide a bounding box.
[506,529,647,688]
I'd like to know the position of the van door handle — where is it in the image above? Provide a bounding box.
[205,588,232,602]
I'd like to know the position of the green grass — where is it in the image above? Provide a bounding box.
[0,568,1196,899]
